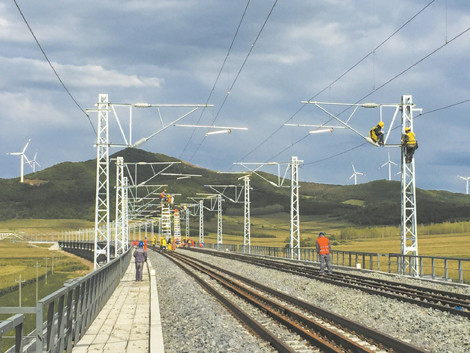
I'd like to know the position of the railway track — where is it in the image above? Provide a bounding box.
[165,250,426,353]
[186,248,470,318]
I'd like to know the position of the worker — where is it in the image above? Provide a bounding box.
[133,241,147,281]
[316,232,332,275]
[161,189,167,202]
[152,235,157,251]
[159,236,167,252]
[401,126,418,163]
[369,121,384,146]
[143,236,148,251]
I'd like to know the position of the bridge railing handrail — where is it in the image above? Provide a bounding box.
[0,314,24,353]
[209,243,469,284]
[0,245,131,353]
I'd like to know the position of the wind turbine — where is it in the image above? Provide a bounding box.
[6,139,31,182]
[28,152,40,172]
[458,175,470,194]
[380,150,398,181]
[349,162,365,185]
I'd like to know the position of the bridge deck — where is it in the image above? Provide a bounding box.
[72,254,163,353]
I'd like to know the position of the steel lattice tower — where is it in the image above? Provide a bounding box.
[123,177,129,251]
[115,157,124,256]
[242,175,251,253]
[290,156,300,260]
[400,95,419,276]
[94,94,110,269]
[199,200,204,244]
[217,194,223,245]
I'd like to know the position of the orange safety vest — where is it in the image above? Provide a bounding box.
[316,237,330,255]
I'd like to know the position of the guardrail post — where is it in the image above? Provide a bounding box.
[444,258,448,280]
[458,260,463,284]
[36,302,44,353]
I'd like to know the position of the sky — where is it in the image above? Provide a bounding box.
[1,0,470,193]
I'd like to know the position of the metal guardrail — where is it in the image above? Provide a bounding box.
[209,243,470,284]
[0,247,131,353]
[0,314,24,353]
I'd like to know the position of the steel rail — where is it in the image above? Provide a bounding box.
[174,251,426,353]
[169,252,352,353]
[190,248,470,318]
[162,253,295,353]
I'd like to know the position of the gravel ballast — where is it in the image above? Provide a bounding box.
[150,249,470,353]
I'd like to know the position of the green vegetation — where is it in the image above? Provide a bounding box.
[0,239,92,349]
[1,148,470,226]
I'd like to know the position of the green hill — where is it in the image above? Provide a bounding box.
[1,148,470,226]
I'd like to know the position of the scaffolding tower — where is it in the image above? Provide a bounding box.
[161,201,171,240]
[173,208,181,242]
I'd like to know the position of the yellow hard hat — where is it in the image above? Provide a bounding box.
[405,126,411,131]
[378,121,384,127]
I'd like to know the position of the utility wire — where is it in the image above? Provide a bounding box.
[12,0,97,136]
[179,0,252,160]
[268,22,470,165]
[304,96,470,167]
[235,0,436,164]
[188,0,279,163]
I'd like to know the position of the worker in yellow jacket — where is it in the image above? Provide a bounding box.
[401,126,418,163]
[159,236,167,252]
[369,121,384,146]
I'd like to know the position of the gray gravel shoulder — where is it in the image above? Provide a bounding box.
[148,250,273,353]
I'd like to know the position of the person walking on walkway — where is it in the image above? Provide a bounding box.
[134,241,147,281]
[316,232,332,275]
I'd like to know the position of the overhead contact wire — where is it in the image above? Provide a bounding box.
[189,0,279,163]
[236,0,436,163]
[271,23,470,165]
[179,0,252,160]
[12,0,96,136]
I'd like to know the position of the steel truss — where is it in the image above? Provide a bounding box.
[400,95,420,276]
[115,157,125,256]
[194,193,224,248]
[199,200,204,244]
[87,94,209,269]
[290,156,300,259]
[235,158,303,259]
[93,94,110,269]
[303,95,421,275]
[205,181,247,249]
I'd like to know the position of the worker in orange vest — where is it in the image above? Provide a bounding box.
[316,232,332,275]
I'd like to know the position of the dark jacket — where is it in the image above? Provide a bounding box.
[134,248,147,263]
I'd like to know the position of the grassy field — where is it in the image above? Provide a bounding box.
[0,218,95,238]
[0,237,93,350]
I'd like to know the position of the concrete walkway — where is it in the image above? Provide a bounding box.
[72,254,164,353]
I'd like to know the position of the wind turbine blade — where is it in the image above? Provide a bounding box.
[22,139,31,154]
